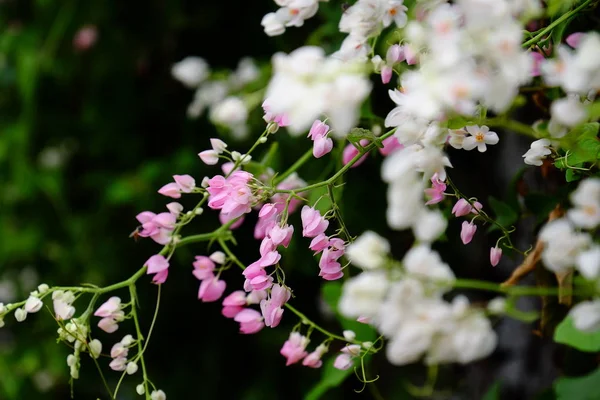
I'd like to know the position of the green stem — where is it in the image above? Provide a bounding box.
[175,232,220,247]
[327,184,352,241]
[274,148,314,185]
[522,0,594,48]
[452,278,580,297]
[485,117,537,138]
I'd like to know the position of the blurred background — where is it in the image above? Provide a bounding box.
[0,0,598,399]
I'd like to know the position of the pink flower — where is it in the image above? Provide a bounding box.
[309,233,330,253]
[246,290,267,304]
[254,203,280,240]
[319,248,344,281]
[262,99,289,130]
[490,246,502,267]
[158,182,181,199]
[98,317,120,333]
[302,344,328,368]
[452,199,472,217]
[173,175,195,192]
[135,210,176,245]
[146,254,170,284]
[308,120,333,158]
[333,353,353,370]
[378,136,403,156]
[110,342,128,359]
[424,173,446,205]
[342,139,369,167]
[166,202,183,215]
[199,150,219,165]
[381,66,393,84]
[267,224,294,248]
[301,206,329,238]
[566,32,585,48]
[94,297,121,318]
[222,291,247,318]
[234,308,264,334]
[109,357,127,371]
[280,332,309,366]
[530,51,544,77]
[73,25,98,51]
[198,277,227,302]
[207,171,255,222]
[460,221,477,245]
[260,284,291,328]
[357,316,370,324]
[192,256,216,280]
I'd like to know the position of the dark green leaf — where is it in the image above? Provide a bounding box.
[487,196,518,233]
[483,381,501,400]
[554,368,600,400]
[304,358,354,400]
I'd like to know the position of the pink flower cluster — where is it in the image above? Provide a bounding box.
[301,206,346,280]
[94,296,125,333]
[333,344,361,370]
[424,173,446,205]
[158,174,196,199]
[207,171,255,224]
[109,335,134,371]
[280,332,327,368]
[135,203,181,245]
[221,290,267,334]
[193,253,227,302]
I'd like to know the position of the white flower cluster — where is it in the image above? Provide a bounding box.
[171,56,260,139]
[333,0,408,62]
[385,0,535,136]
[339,235,497,365]
[261,0,327,36]
[381,142,449,241]
[59,318,102,379]
[264,46,371,136]
[539,178,600,332]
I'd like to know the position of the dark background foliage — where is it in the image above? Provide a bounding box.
[0,0,598,399]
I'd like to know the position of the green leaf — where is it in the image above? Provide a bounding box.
[556,123,600,168]
[483,381,501,400]
[304,357,354,400]
[566,168,582,182]
[487,196,518,233]
[554,316,600,352]
[446,116,470,129]
[524,192,561,224]
[547,0,575,17]
[347,128,380,147]
[554,368,600,400]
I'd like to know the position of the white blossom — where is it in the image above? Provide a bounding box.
[345,231,390,270]
[523,139,552,166]
[338,271,390,319]
[568,178,600,229]
[171,57,209,89]
[570,299,600,332]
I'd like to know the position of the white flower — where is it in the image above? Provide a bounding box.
[403,245,455,284]
[386,320,434,365]
[338,271,390,319]
[576,246,600,280]
[568,178,600,229]
[539,218,591,273]
[37,284,49,294]
[413,209,447,243]
[171,57,209,89]
[570,299,600,332]
[187,81,228,119]
[523,139,552,166]
[551,96,587,127]
[89,339,102,359]
[345,231,390,270]
[14,308,27,322]
[126,362,139,375]
[151,389,167,400]
[261,12,286,36]
[24,296,43,313]
[54,299,76,320]
[487,297,507,314]
[229,57,260,89]
[382,0,408,28]
[136,384,146,395]
[377,278,428,335]
[209,97,249,139]
[462,125,499,152]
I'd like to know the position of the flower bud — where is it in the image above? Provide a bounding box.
[126,362,139,375]
[136,384,146,395]
[89,339,102,359]
[37,284,50,294]
[15,308,27,322]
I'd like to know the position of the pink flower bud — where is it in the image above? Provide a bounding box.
[199,150,219,165]
[490,246,502,267]
[234,308,264,334]
[307,120,329,140]
[146,255,169,274]
[173,174,195,192]
[280,332,309,366]
[192,256,216,280]
[378,136,403,156]
[198,277,226,302]
[342,139,369,167]
[73,25,98,52]
[313,136,333,158]
[386,44,405,64]
[210,138,228,153]
[301,206,329,238]
[381,66,393,84]
[166,202,183,215]
[157,182,181,199]
[566,32,585,48]
[452,199,471,217]
[333,353,353,370]
[94,296,121,318]
[460,221,477,245]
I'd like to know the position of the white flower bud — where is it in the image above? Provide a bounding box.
[70,364,79,379]
[126,362,139,375]
[121,334,135,346]
[201,176,210,188]
[14,308,27,322]
[136,384,146,395]
[343,330,356,341]
[209,251,226,264]
[52,290,64,300]
[37,284,49,294]
[74,340,83,351]
[67,354,77,367]
[209,138,228,153]
[151,389,167,400]
[194,207,204,215]
[0,303,5,314]
[487,297,507,314]
[89,339,102,359]
[24,296,43,313]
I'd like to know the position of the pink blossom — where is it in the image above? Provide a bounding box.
[207,171,255,221]
[157,182,181,199]
[307,120,329,140]
[280,332,309,366]
[73,25,98,52]
[301,206,329,238]
[192,256,216,280]
[319,248,344,281]
[404,45,418,65]
[267,224,294,248]
[460,221,477,245]
[333,353,353,370]
[530,51,545,77]
[424,173,446,205]
[246,290,267,304]
[262,100,289,129]
[198,277,227,302]
[308,120,333,158]
[98,317,120,333]
[219,213,245,229]
[109,357,127,371]
[135,210,175,245]
[302,344,328,368]
[152,269,169,284]
[342,139,369,167]
[199,150,219,165]
[381,66,393,84]
[94,297,121,318]
[378,136,403,156]
[254,204,280,239]
[166,202,183,215]
[110,342,128,359]
[222,291,247,318]
[357,316,370,324]
[146,254,170,284]
[490,246,502,267]
[234,308,264,334]
[247,274,274,291]
[451,199,472,217]
[566,32,585,48]
[309,233,330,253]
[260,284,291,328]
[386,44,405,64]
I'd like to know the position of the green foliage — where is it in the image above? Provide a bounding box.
[547,0,577,18]
[304,358,354,400]
[483,381,501,400]
[554,316,600,352]
[554,368,600,400]
[487,196,518,233]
